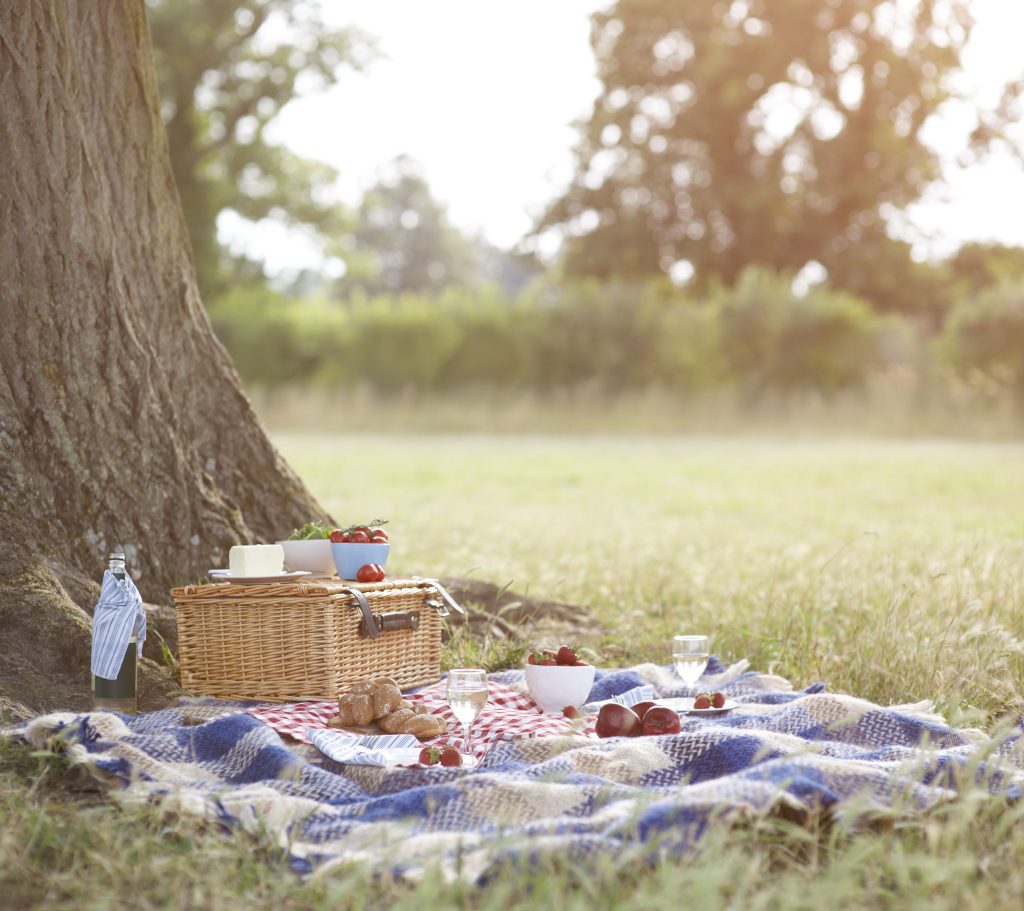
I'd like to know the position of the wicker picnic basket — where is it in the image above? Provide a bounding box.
[170,577,462,702]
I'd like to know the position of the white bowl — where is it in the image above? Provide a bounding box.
[277,540,336,576]
[524,663,596,714]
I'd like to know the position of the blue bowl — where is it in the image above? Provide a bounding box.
[331,542,391,580]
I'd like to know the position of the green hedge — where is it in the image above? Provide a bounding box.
[208,272,890,397]
[940,283,1024,400]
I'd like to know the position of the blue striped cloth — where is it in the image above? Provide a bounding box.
[306,729,420,766]
[91,570,147,679]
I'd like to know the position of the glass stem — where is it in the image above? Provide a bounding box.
[463,721,472,755]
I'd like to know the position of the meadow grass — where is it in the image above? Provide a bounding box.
[4,432,1024,908]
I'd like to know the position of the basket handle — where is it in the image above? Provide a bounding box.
[418,579,466,618]
[339,587,380,639]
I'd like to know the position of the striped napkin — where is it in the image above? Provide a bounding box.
[306,729,422,766]
[90,570,147,680]
[582,685,656,715]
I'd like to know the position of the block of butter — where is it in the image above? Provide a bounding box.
[229,544,284,577]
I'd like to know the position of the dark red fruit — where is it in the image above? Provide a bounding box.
[356,563,379,583]
[350,530,370,543]
[562,705,582,720]
[440,747,462,767]
[595,704,641,738]
[370,563,385,582]
[556,645,578,666]
[329,529,346,543]
[712,691,726,709]
[419,746,440,766]
[632,701,657,721]
[370,529,389,542]
[693,694,712,710]
[640,706,682,736]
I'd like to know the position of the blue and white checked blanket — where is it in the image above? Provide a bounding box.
[10,658,1024,882]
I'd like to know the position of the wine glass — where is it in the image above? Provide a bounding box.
[672,635,709,687]
[446,668,488,766]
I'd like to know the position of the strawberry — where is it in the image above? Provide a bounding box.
[556,645,578,666]
[712,691,726,709]
[693,693,712,710]
[562,705,582,720]
[419,746,441,766]
[440,746,462,767]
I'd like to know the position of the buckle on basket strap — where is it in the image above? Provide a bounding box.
[358,610,420,638]
[419,579,466,619]
[340,587,379,639]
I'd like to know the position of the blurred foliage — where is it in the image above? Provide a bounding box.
[333,156,483,297]
[535,0,1018,315]
[209,276,888,399]
[147,0,372,298]
[941,283,1024,402]
[714,269,877,398]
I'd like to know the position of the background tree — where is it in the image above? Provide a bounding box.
[0,0,330,718]
[334,156,481,297]
[536,0,1014,314]
[147,0,371,299]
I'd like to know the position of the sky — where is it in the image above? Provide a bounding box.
[219,0,1024,278]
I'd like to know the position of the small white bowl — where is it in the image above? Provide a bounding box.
[524,663,596,714]
[277,540,336,576]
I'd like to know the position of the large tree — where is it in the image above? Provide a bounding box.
[0,0,330,718]
[536,0,1010,313]
[147,0,370,298]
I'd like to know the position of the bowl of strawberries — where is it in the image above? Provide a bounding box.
[524,645,595,714]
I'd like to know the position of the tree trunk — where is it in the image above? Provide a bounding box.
[0,0,330,719]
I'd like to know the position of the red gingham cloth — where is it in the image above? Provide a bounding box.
[247,680,596,762]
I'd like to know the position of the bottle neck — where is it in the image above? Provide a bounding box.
[108,552,126,581]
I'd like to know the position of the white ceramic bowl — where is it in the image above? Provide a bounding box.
[524,662,596,714]
[277,540,336,576]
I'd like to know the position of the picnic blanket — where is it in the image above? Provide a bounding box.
[10,658,1024,883]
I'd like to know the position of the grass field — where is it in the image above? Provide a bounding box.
[4,433,1024,908]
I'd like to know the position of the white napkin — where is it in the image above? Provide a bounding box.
[307,729,422,766]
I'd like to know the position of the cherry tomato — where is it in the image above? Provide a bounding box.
[372,563,386,582]
[356,563,379,583]
[350,530,370,543]
[329,529,345,543]
[370,529,389,543]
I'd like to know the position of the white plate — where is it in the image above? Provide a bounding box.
[208,569,311,584]
[656,697,738,716]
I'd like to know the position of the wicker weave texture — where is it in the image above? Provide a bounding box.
[171,579,444,701]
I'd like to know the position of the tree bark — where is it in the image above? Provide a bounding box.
[0,0,330,718]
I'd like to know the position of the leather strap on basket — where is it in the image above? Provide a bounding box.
[418,579,467,618]
[339,587,379,639]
